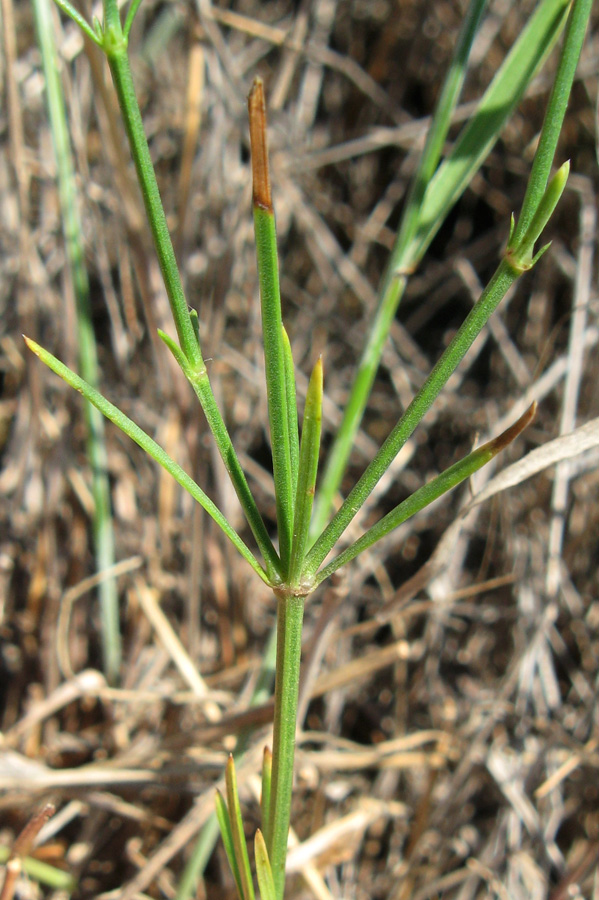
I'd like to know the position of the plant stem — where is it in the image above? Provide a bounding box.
[102,4,200,367]
[103,24,280,580]
[266,593,304,900]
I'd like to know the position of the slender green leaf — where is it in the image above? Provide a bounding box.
[261,747,272,842]
[24,338,270,586]
[225,756,256,900]
[52,0,101,45]
[215,790,244,900]
[254,831,276,900]
[289,358,323,587]
[282,327,299,500]
[312,404,537,588]
[508,161,569,267]
[511,0,592,248]
[249,79,294,572]
[124,0,145,38]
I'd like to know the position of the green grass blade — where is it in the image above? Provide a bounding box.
[260,747,272,841]
[249,80,294,573]
[25,338,270,586]
[391,0,489,272]
[282,327,299,501]
[225,756,256,900]
[176,630,278,900]
[215,790,244,900]
[254,831,276,900]
[289,358,323,587]
[33,0,121,682]
[312,404,536,588]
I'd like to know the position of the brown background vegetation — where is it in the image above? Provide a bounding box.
[1,1,599,898]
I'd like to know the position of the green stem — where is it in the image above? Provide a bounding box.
[186,364,283,582]
[102,16,200,367]
[266,593,304,900]
[103,30,280,581]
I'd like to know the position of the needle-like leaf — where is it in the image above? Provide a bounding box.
[249,78,294,572]
[289,358,323,588]
[225,756,255,900]
[254,831,276,900]
[24,338,270,586]
[215,790,244,900]
[311,404,537,588]
[261,747,272,843]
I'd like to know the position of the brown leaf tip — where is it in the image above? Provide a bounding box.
[248,77,272,212]
[486,402,537,457]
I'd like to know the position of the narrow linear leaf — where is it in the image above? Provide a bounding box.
[305,257,523,576]
[33,0,120,681]
[24,338,270,585]
[261,747,272,842]
[123,0,145,38]
[215,791,244,900]
[254,830,276,900]
[158,328,191,373]
[225,756,256,900]
[289,358,323,587]
[249,78,293,571]
[508,161,569,267]
[312,404,536,588]
[282,327,299,500]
